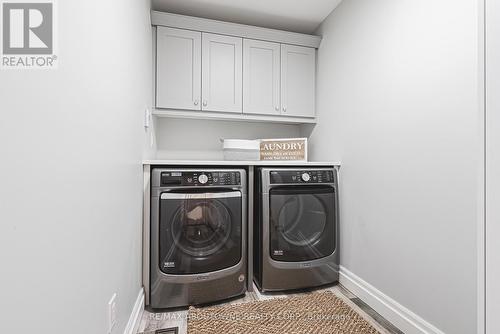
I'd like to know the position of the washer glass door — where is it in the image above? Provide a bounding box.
[269,186,335,262]
[159,191,242,274]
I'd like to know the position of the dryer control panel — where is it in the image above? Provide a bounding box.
[270,170,334,184]
[161,171,241,186]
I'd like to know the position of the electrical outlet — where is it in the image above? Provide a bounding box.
[144,107,151,129]
[108,293,117,333]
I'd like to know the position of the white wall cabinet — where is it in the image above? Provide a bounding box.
[242,41,316,118]
[202,33,242,113]
[243,39,281,115]
[281,44,316,117]
[156,27,201,110]
[154,15,318,123]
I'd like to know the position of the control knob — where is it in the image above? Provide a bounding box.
[198,174,209,184]
[301,173,311,182]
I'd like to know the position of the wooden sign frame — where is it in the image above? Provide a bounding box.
[259,138,308,161]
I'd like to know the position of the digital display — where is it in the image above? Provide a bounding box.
[270,170,334,184]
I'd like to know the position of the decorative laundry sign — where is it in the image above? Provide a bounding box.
[259,138,308,161]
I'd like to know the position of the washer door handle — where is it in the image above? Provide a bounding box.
[161,192,241,200]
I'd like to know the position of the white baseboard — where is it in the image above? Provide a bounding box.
[339,266,445,334]
[123,288,145,334]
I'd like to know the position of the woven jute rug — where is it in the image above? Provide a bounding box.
[187,291,381,334]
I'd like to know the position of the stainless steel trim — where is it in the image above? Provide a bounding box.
[160,191,241,200]
[263,184,335,195]
[247,166,254,292]
[143,164,151,305]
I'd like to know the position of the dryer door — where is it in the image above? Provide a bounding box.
[159,191,242,274]
[269,186,336,262]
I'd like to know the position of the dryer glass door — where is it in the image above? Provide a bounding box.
[159,191,242,274]
[269,186,335,262]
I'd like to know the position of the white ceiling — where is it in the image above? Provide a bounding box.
[151,0,343,34]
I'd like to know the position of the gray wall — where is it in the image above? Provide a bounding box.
[0,0,153,333]
[486,0,500,332]
[310,0,481,333]
[155,118,300,160]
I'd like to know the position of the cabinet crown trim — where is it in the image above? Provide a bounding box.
[151,11,321,48]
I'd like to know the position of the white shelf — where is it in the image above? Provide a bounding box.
[152,109,317,125]
[143,160,339,166]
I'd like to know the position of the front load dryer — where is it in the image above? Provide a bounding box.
[254,167,339,292]
[150,168,247,308]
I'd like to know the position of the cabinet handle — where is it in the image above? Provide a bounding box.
[275,106,279,111]
[203,100,208,107]
[282,107,287,112]
[194,100,199,106]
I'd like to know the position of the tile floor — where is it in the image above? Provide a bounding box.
[137,283,404,334]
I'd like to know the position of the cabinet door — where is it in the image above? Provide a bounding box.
[281,44,316,117]
[202,33,243,113]
[156,27,201,110]
[243,39,280,115]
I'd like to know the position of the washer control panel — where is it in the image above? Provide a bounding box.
[270,170,334,184]
[161,171,241,186]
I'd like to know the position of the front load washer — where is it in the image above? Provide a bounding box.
[150,168,247,308]
[254,167,339,292]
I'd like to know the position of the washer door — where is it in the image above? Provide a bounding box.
[159,191,242,274]
[269,186,335,262]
